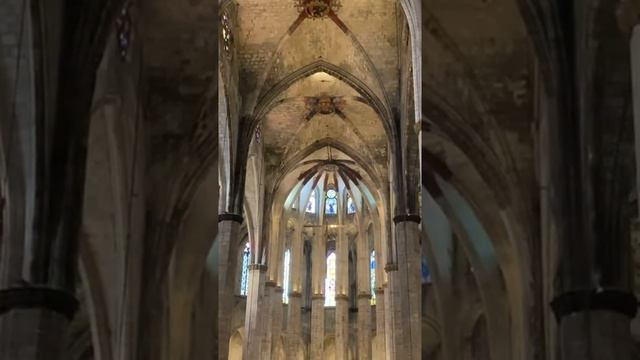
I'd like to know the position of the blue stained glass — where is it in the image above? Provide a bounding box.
[240,242,250,296]
[422,258,431,284]
[347,196,356,214]
[306,192,316,213]
[370,251,376,305]
[325,197,337,215]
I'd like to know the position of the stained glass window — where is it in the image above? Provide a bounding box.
[305,192,316,213]
[347,196,356,214]
[422,258,431,284]
[115,2,131,61]
[221,11,233,58]
[325,197,337,215]
[370,250,376,305]
[283,249,291,304]
[240,242,250,296]
[325,252,336,307]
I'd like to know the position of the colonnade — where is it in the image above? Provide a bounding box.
[227,190,422,360]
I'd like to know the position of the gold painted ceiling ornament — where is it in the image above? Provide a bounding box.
[304,95,346,119]
[294,0,341,19]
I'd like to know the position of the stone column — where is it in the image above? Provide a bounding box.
[335,227,349,360]
[218,215,244,360]
[373,233,386,358]
[310,228,326,360]
[261,281,277,360]
[0,288,77,360]
[545,10,638,360]
[374,288,386,359]
[243,264,267,360]
[286,226,304,359]
[388,216,421,360]
[633,25,640,205]
[356,224,371,360]
[273,286,285,356]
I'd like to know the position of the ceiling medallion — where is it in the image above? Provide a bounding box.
[294,0,341,19]
[304,95,345,116]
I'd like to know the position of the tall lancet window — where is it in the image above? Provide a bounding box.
[240,242,251,296]
[282,249,291,304]
[370,250,376,305]
[306,191,316,213]
[325,252,337,307]
[325,189,337,215]
[347,195,356,214]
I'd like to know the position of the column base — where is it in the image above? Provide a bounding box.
[0,308,70,360]
[552,289,638,360]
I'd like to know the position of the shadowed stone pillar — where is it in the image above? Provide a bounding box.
[356,224,371,360]
[287,225,304,359]
[218,214,244,360]
[273,286,285,355]
[335,227,349,360]
[261,281,276,360]
[0,288,78,359]
[545,8,638,360]
[383,278,394,359]
[551,290,637,360]
[388,215,421,360]
[374,287,385,359]
[243,264,267,360]
[310,228,325,360]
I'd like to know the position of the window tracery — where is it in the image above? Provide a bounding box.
[325,197,337,215]
[325,188,337,215]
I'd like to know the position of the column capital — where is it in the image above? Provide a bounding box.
[375,287,385,295]
[274,286,284,293]
[357,293,372,300]
[265,280,277,287]
[289,291,303,298]
[551,289,638,322]
[384,263,398,272]
[335,294,349,301]
[393,214,421,224]
[218,213,243,223]
[312,293,325,300]
[0,286,78,320]
[248,264,268,272]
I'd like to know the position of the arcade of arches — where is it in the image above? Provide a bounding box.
[2,0,640,360]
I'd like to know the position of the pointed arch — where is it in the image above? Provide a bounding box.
[252,60,395,148]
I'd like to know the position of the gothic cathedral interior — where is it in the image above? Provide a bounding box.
[2,0,640,360]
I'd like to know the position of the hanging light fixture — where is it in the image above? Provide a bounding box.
[294,0,342,19]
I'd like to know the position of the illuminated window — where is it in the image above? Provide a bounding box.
[306,192,316,214]
[115,2,131,61]
[283,249,291,304]
[240,242,250,296]
[347,196,356,214]
[370,250,376,305]
[221,11,233,58]
[325,252,336,307]
[325,197,337,215]
[422,258,431,284]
